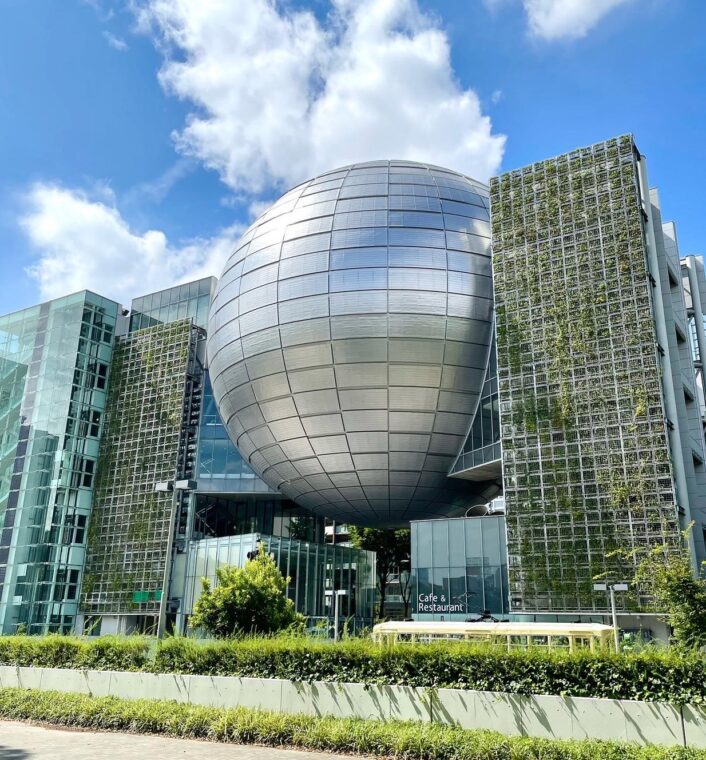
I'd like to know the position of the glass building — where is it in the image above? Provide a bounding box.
[179,532,376,628]
[78,281,327,634]
[129,281,257,496]
[129,277,216,331]
[2,135,704,639]
[411,515,509,621]
[130,277,284,525]
[0,291,119,633]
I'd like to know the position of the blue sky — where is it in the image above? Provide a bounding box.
[1,0,704,313]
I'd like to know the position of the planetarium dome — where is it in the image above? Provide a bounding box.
[207,160,496,527]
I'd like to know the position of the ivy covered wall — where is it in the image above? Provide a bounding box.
[81,320,195,616]
[491,135,680,613]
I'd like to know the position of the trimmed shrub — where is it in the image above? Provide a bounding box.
[153,636,706,705]
[1,634,705,705]
[0,635,149,671]
[0,688,703,759]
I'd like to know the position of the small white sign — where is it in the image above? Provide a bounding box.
[416,593,465,614]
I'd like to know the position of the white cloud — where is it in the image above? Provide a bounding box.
[21,183,241,305]
[21,1,507,307]
[103,31,128,51]
[82,0,115,22]
[522,0,633,40]
[122,158,196,206]
[136,0,506,191]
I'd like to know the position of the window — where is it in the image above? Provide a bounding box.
[54,569,80,600]
[71,458,96,488]
[78,409,101,437]
[87,361,108,389]
[96,362,108,388]
[63,513,87,545]
[67,569,79,599]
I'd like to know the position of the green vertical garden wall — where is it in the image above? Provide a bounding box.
[81,320,196,617]
[491,135,680,613]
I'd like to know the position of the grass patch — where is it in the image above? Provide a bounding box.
[0,687,703,759]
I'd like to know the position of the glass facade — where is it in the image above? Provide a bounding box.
[492,135,682,613]
[192,494,323,542]
[197,373,274,493]
[182,532,376,624]
[411,516,509,620]
[81,319,202,618]
[0,292,118,633]
[450,337,501,476]
[133,280,278,496]
[130,277,216,332]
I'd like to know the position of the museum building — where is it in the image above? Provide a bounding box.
[0,135,704,636]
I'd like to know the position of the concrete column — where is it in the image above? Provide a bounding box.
[685,256,706,377]
[637,156,697,567]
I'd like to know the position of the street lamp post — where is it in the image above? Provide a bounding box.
[324,588,347,641]
[398,558,411,619]
[593,582,629,650]
[155,478,196,639]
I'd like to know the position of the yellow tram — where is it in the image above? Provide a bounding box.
[371,621,615,651]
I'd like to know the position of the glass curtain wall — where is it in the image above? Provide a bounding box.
[192,493,323,542]
[411,516,509,620]
[196,373,274,493]
[182,532,376,625]
[130,278,216,332]
[0,292,118,633]
[451,337,501,474]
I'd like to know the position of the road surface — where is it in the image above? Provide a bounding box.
[0,721,353,759]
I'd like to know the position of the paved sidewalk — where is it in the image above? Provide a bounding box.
[0,721,353,759]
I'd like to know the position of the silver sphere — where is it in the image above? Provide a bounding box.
[208,161,494,527]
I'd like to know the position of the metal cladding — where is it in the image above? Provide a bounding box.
[207,160,496,526]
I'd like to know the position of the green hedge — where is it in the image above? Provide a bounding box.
[1,634,705,705]
[153,637,706,705]
[0,635,149,671]
[0,688,702,760]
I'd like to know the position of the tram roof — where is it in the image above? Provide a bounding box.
[372,621,613,636]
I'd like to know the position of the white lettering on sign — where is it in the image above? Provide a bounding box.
[415,593,465,613]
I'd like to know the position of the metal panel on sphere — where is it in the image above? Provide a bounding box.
[207,161,496,526]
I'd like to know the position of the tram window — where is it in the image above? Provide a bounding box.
[530,635,549,647]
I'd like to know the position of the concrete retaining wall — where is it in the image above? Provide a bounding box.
[0,665,704,748]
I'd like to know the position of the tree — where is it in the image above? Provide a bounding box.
[398,560,413,618]
[633,528,706,649]
[190,545,302,637]
[287,515,314,541]
[348,526,411,619]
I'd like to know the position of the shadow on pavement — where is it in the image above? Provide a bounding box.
[0,745,30,759]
